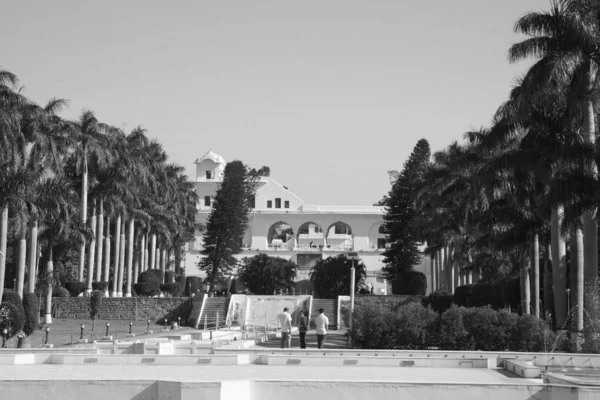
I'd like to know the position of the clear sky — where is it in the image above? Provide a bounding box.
[2,0,547,205]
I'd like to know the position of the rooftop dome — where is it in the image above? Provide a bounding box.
[195,150,226,165]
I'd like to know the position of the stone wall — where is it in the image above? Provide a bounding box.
[45,297,192,323]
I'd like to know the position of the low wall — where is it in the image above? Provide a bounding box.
[45,297,192,322]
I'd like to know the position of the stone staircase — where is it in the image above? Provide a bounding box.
[198,297,229,329]
[311,299,337,330]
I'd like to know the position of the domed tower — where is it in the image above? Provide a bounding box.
[195,150,226,182]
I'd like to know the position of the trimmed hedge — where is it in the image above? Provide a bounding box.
[470,282,503,309]
[22,293,39,336]
[0,303,23,339]
[160,283,183,297]
[184,277,203,296]
[136,270,161,297]
[2,291,26,334]
[391,271,427,295]
[92,282,109,292]
[423,291,453,314]
[64,282,87,297]
[53,286,70,297]
[453,284,475,307]
[146,269,164,283]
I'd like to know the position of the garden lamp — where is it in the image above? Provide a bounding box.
[106,322,110,336]
[129,321,133,335]
[2,328,7,348]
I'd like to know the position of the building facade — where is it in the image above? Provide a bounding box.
[184,151,432,295]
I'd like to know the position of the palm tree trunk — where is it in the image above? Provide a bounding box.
[531,233,540,318]
[16,229,26,298]
[44,247,54,324]
[103,217,111,283]
[125,217,134,297]
[0,205,8,303]
[441,247,446,291]
[161,245,167,282]
[572,228,584,345]
[431,253,437,292]
[544,240,554,322]
[143,233,148,272]
[95,200,104,282]
[447,246,454,293]
[78,161,88,282]
[551,205,568,329]
[111,214,121,297]
[133,235,140,285]
[156,246,161,275]
[28,220,38,293]
[139,233,146,278]
[521,251,531,315]
[117,217,126,297]
[150,233,157,269]
[86,201,97,294]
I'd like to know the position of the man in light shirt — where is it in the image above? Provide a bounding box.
[278,307,292,348]
[314,308,329,349]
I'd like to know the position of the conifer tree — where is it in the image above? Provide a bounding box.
[198,161,256,291]
[381,139,431,281]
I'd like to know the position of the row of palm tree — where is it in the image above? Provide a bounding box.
[411,0,600,344]
[0,70,197,323]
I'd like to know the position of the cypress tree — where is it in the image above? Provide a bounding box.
[198,160,256,291]
[382,139,431,281]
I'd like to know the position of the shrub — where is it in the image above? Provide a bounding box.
[462,306,510,351]
[438,306,471,350]
[135,270,161,297]
[0,303,23,339]
[52,286,70,297]
[453,284,475,307]
[393,302,438,349]
[92,282,109,292]
[349,301,397,349]
[471,283,503,310]
[146,269,164,283]
[497,278,520,311]
[514,314,558,352]
[391,271,427,295]
[2,291,26,333]
[429,291,454,314]
[165,271,175,284]
[22,293,39,336]
[160,282,183,297]
[64,282,87,297]
[185,277,203,296]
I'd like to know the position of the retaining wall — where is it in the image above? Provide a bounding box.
[44,297,192,322]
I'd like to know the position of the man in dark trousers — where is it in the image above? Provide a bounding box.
[298,310,308,349]
[315,308,329,349]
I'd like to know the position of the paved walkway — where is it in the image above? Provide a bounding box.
[0,364,542,385]
[256,329,347,349]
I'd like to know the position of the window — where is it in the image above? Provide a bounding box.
[275,198,281,208]
[314,225,322,234]
[377,238,386,249]
[284,201,289,209]
[204,196,211,207]
[267,200,272,208]
[205,170,212,179]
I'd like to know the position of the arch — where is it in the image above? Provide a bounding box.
[324,221,354,251]
[267,221,295,244]
[295,221,324,239]
[368,221,386,250]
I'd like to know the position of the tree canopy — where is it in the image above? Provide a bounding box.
[238,254,298,294]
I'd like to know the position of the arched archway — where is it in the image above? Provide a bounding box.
[368,221,386,250]
[267,221,294,250]
[325,221,354,251]
[296,221,324,251]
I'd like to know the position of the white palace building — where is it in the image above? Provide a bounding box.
[184,151,432,295]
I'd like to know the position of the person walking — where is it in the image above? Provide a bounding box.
[298,310,308,349]
[278,307,292,348]
[314,308,329,349]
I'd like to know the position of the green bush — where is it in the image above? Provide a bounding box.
[52,286,70,297]
[393,301,438,349]
[92,282,109,292]
[64,282,87,297]
[146,269,164,283]
[0,303,23,339]
[514,314,559,352]
[136,270,161,297]
[438,306,471,350]
[2,291,26,334]
[453,284,475,307]
[349,301,397,349]
[391,271,427,295]
[185,277,203,296]
[160,282,183,297]
[429,291,454,314]
[22,293,39,336]
[471,283,503,309]
[462,306,513,351]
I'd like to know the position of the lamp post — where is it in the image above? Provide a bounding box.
[106,323,110,337]
[129,321,133,335]
[2,328,7,348]
[80,324,85,340]
[345,252,359,348]
[566,288,571,316]
[147,319,151,333]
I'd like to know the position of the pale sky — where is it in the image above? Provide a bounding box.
[2,0,547,205]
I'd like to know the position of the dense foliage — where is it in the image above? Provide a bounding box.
[391,271,427,295]
[135,270,161,297]
[0,303,23,339]
[310,254,367,298]
[198,161,256,291]
[238,254,298,295]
